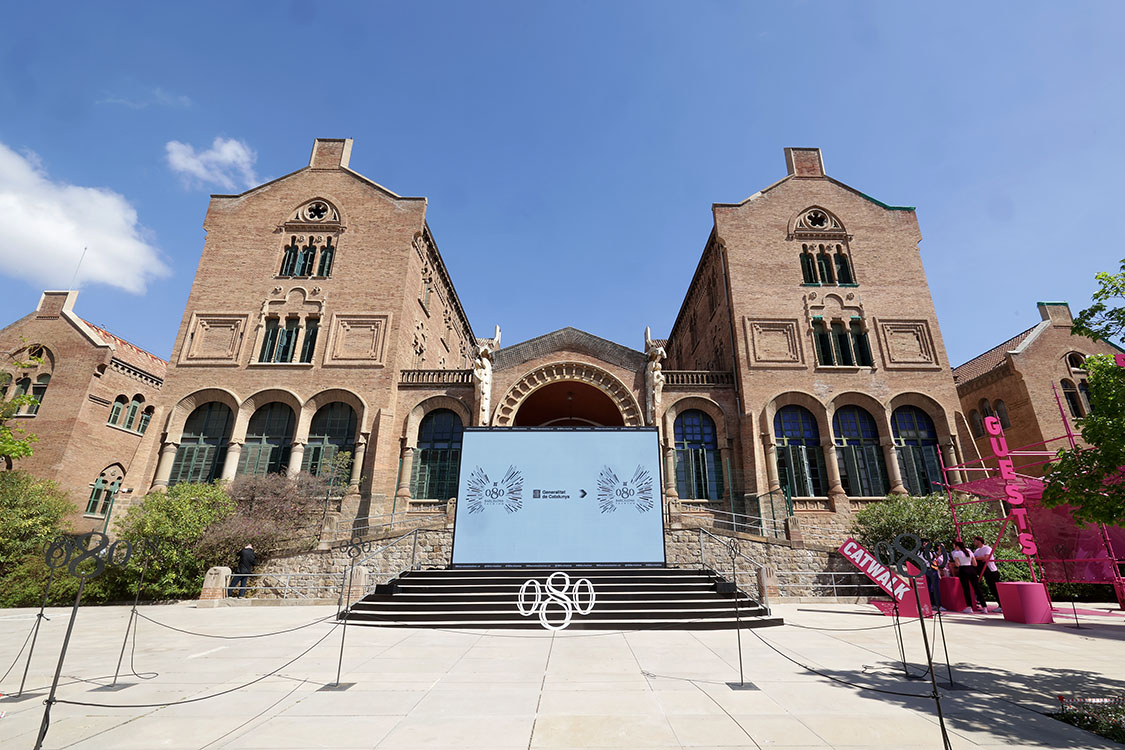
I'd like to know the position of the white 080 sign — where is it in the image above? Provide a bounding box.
[517,572,596,630]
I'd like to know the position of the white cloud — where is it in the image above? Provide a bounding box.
[0,142,169,294]
[165,137,258,192]
[98,86,193,110]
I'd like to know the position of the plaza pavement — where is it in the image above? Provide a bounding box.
[0,600,1122,749]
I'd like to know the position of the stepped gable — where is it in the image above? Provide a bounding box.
[493,327,645,371]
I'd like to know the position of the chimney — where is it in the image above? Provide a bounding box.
[1037,301,1073,327]
[36,290,78,319]
[309,138,353,169]
[784,147,825,178]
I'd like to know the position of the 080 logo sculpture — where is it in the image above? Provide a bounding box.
[517,572,596,630]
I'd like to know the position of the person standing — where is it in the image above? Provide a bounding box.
[923,540,947,612]
[951,540,988,613]
[972,535,1002,612]
[228,543,256,598]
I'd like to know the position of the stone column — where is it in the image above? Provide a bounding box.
[220,441,243,482]
[395,446,415,501]
[822,440,843,494]
[942,442,962,486]
[287,441,306,477]
[663,443,679,500]
[882,439,907,494]
[764,439,780,492]
[349,435,367,491]
[151,441,179,487]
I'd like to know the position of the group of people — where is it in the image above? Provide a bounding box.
[922,535,1001,613]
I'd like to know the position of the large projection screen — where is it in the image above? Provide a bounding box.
[451,428,665,566]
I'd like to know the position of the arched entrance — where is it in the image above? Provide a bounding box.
[493,361,643,427]
[514,381,625,426]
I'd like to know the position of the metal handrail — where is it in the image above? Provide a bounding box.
[695,508,788,539]
[225,572,340,599]
[774,570,882,597]
[695,527,770,613]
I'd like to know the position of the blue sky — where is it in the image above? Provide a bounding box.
[1,2,1122,366]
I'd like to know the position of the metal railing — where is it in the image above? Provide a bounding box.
[690,507,788,540]
[774,570,882,598]
[695,527,771,613]
[224,572,340,599]
[344,526,450,595]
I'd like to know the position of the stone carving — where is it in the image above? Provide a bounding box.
[472,343,493,426]
[644,326,666,427]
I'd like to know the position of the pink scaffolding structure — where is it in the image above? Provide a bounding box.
[938,386,1125,609]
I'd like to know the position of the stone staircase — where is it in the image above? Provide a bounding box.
[343,566,783,630]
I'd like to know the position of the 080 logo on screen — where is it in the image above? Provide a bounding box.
[465,465,524,514]
[597,465,654,514]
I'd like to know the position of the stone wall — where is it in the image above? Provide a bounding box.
[253,524,877,602]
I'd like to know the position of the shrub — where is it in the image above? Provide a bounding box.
[112,482,234,600]
[0,471,72,570]
[850,492,1023,563]
[195,473,325,565]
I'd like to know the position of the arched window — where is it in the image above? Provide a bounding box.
[170,403,234,485]
[774,405,828,497]
[816,245,835,284]
[316,237,335,277]
[1078,379,1092,414]
[26,374,50,414]
[85,466,124,518]
[238,403,296,476]
[280,236,299,276]
[834,246,854,284]
[302,402,357,478]
[1061,379,1083,418]
[13,377,31,400]
[994,400,1011,429]
[892,406,942,496]
[832,406,888,497]
[969,410,984,438]
[673,409,724,501]
[800,246,818,284]
[109,395,128,426]
[1067,352,1086,372]
[296,237,316,276]
[410,409,463,500]
[138,406,154,434]
[124,395,145,431]
[978,399,993,419]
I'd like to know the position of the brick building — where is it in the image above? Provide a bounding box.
[2,140,980,540]
[953,302,1121,470]
[0,291,166,531]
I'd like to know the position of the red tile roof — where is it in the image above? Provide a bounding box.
[952,324,1038,385]
[80,319,168,379]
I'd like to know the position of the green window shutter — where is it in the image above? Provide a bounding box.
[300,318,319,363]
[86,478,105,515]
[831,322,854,366]
[259,319,279,362]
[317,239,335,277]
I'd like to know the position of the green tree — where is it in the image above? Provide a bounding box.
[850,492,1030,584]
[1072,258,1125,344]
[113,482,234,599]
[0,344,45,462]
[0,471,71,570]
[1043,354,1125,525]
